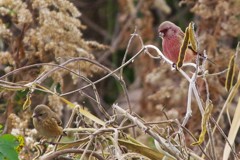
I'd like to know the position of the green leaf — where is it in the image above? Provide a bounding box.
[0,124,3,134]
[0,153,6,160]
[0,134,19,160]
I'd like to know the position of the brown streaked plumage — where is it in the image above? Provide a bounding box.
[32,104,63,138]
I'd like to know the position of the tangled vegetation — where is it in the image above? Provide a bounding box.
[0,0,239,159]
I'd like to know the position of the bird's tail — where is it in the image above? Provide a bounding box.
[198,53,216,65]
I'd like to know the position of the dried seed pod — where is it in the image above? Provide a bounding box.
[192,100,213,146]
[225,54,236,92]
[188,22,197,53]
[177,27,189,68]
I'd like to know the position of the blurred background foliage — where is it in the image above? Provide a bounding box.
[0,0,239,159]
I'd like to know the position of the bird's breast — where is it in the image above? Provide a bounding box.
[163,37,182,63]
[33,117,63,138]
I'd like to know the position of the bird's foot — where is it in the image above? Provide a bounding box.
[172,63,178,71]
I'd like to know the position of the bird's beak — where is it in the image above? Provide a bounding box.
[32,113,36,118]
[159,32,164,38]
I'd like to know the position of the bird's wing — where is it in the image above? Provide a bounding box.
[52,114,62,126]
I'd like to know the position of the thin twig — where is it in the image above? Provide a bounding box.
[113,104,182,159]
[180,125,212,160]
[210,117,239,159]
[202,50,216,160]
[80,14,111,40]
[80,135,94,160]
[0,63,106,117]
[40,148,104,160]
[204,73,240,155]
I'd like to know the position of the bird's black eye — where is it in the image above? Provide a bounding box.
[161,29,168,34]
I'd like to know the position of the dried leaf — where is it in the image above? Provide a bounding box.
[22,93,32,110]
[223,97,240,159]
[225,54,236,92]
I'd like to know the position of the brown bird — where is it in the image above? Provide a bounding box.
[32,104,63,138]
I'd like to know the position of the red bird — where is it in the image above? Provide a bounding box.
[158,21,195,63]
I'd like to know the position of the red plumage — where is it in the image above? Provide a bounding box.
[158,21,195,63]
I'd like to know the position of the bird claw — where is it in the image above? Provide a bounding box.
[171,63,178,70]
